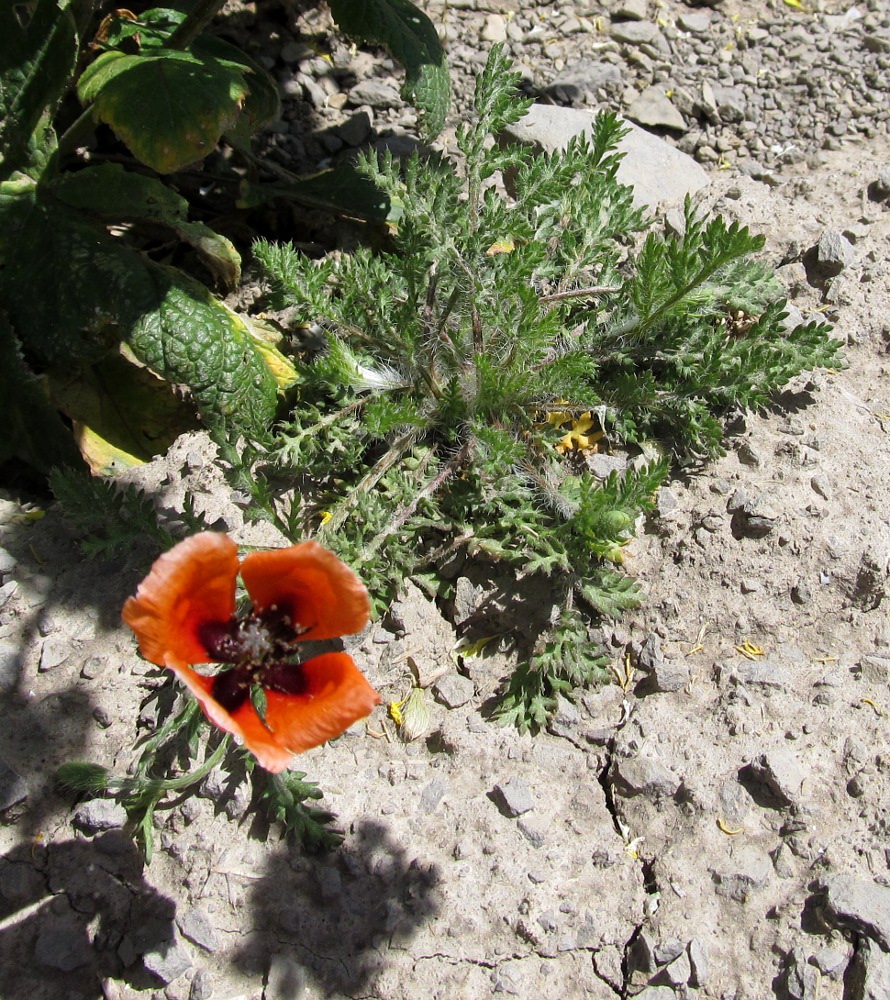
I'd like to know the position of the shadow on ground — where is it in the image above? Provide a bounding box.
[232,817,442,996]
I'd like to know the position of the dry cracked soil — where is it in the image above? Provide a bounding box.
[2,1,890,999]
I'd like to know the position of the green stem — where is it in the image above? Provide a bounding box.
[165,0,227,50]
[119,734,230,796]
[319,431,419,538]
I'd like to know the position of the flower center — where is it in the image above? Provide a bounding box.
[200,605,312,715]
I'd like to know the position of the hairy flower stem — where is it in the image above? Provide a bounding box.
[361,441,471,561]
[319,431,419,537]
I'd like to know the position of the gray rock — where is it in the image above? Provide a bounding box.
[433,673,475,709]
[678,11,712,33]
[189,967,215,1000]
[177,907,219,953]
[502,104,708,212]
[871,166,890,200]
[653,939,684,965]
[74,798,127,832]
[587,452,629,479]
[812,946,848,978]
[0,579,17,609]
[35,920,92,971]
[732,660,791,690]
[663,949,692,986]
[860,656,890,685]
[616,0,649,20]
[749,747,806,806]
[816,230,856,275]
[266,953,308,1000]
[612,755,681,799]
[545,60,623,102]
[649,659,689,693]
[0,756,27,811]
[494,777,536,817]
[143,932,192,984]
[418,778,448,815]
[785,946,819,1000]
[547,695,581,739]
[518,814,549,847]
[349,80,401,109]
[713,846,772,901]
[0,547,15,574]
[819,874,890,949]
[336,111,372,147]
[627,87,687,132]
[688,938,710,986]
[611,20,659,45]
[634,988,676,999]
[481,14,507,43]
[848,938,890,1000]
[39,636,70,671]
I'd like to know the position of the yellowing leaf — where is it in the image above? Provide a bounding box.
[451,634,498,663]
[485,239,515,256]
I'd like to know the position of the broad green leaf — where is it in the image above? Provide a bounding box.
[47,352,199,467]
[128,266,279,438]
[328,0,450,139]
[0,314,85,474]
[51,163,242,287]
[0,179,158,366]
[78,48,250,173]
[0,0,78,178]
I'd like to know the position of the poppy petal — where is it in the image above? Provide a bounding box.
[122,533,239,666]
[166,656,294,773]
[262,652,381,754]
[240,541,370,642]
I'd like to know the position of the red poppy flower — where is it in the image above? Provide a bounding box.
[122,533,380,773]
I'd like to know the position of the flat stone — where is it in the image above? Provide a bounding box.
[189,967,215,1000]
[433,673,475,708]
[502,104,708,213]
[545,60,623,102]
[713,846,772,902]
[418,778,448,815]
[0,547,16,574]
[678,11,712,33]
[493,777,536,817]
[266,953,308,1000]
[177,907,220,953]
[481,13,507,43]
[611,20,659,44]
[143,932,192,984]
[74,798,128,832]
[819,874,890,949]
[612,755,681,799]
[39,636,70,672]
[627,86,687,132]
[732,660,791,690]
[349,80,401,109]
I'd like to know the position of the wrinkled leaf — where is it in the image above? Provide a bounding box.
[51,163,241,287]
[128,265,279,439]
[328,0,450,138]
[0,0,79,178]
[78,48,249,173]
[0,313,85,474]
[48,352,198,466]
